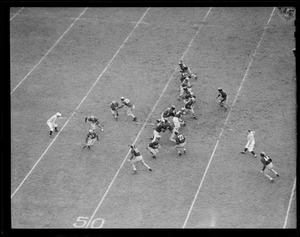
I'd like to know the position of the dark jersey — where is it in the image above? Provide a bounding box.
[179,63,188,72]
[110,101,119,111]
[163,108,176,118]
[131,148,141,157]
[175,134,186,144]
[155,123,165,133]
[261,155,272,167]
[86,117,100,125]
[86,132,98,142]
[149,140,159,149]
[185,98,195,109]
[162,120,174,131]
[217,90,227,99]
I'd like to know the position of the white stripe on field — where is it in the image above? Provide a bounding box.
[10,7,24,21]
[11,7,149,199]
[283,177,296,228]
[85,7,213,228]
[182,7,276,228]
[10,8,88,94]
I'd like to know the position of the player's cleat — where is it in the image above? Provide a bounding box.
[55,128,58,132]
[133,117,137,122]
[149,168,152,171]
[133,170,137,174]
[270,179,274,183]
[193,116,197,119]
[178,152,182,156]
[241,151,246,154]
[254,155,257,158]
[152,155,156,159]
[276,174,280,177]
[183,149,186,154]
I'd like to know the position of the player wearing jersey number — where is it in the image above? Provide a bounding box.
[174,131,186,156]
[128,145,152,173]
[241,130,257,158]
[161,105,176,122]
[260,152,279,183]
[110,101,122,120]
[178,60,197,79]
[119,97,137,121]
[47,112,62,136]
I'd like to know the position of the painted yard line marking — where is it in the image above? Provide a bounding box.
[10,7,24,21]
[182,7,276,228]
[10,8,88,95]
[283,177,296,228]
[70,17,149,25]
[84,7,213,229]
[10,8,150,199]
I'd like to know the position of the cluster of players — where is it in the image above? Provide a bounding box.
[47,60,280,181]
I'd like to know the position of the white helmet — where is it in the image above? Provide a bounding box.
[56,112,62,117]
[91,115,95,120]
[121,97,125,101]
[89,129,93,133]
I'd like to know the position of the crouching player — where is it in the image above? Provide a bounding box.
[216,87,228,111]
[147,137,161,158]
[47,112,62,136]
[83,129,99,149]
[128,144,152,174]
[174,131,186,156]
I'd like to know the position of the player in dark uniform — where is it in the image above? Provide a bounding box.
[260,152,279,183]
[85,115,103,131]
[147,137,161,158]
[110,101,122,120]
[174,131,186,156]
[178,60,197,80]
[128,144,152,173]
[83,129,99,149]
[216,88,228,111]
[161,105,176,122]
[150,121,165,141]
[184,97,197,119]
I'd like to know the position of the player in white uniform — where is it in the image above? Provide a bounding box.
[47,112,62,136]
[241,130,257,158]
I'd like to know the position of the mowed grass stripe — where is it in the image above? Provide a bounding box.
[182,7,276,228]
[10,8,150,199]
[84,7,213,228]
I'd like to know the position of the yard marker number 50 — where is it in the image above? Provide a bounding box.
[73,216,105,228]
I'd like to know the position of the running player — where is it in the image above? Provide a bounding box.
[260,152,280,183]
[150,121,164,141]
[128,144,152,173]
[85,115,103,131]
[83,129,99,149]
[110,100,122,120]
[241,130,257,158]
[178,78,193,100]
[174,131,186,156]
[119,97,137,121]
[47,112,62,136]
[184,97,197,119]
[216,88,228,111]
[161,105,176,122]
[147,137,161,158]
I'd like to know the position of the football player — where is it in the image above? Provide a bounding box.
[47,112,62,136]
[178,60,197,79]
[147,137,161,158]
[241,130,257,158]
[173,108,186,131]
[161,105,176,122]
[85,115,103,131]
[184,97,197,119]
[216,87,228,111]
[83,129,99,149]
[119,97,137,121]
[110,100,122,120]
[260,152,280,183]
[174,131,186,156]
[128,144,152,174]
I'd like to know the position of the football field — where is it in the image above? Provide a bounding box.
[10,7,296,228]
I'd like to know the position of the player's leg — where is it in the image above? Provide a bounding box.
[248,143,257,157]
[131,160,137,173]
[127,107,137,121]
[140,157,152,171]
[47,122,54,135]
[269,163,279,177]
[190,107,197,119]
[147,146,156,158]
[262,169,274,182]
[53,123,58,132]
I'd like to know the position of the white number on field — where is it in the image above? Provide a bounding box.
[73,216,105,228]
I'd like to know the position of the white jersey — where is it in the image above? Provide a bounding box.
[47,114,59,124]
[247,131,255,143]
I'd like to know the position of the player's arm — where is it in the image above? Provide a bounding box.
[85,135,89,143]
[85,117,88,123]
[261,160,266,172]
[96,134,99,141]
[128,153,134,161]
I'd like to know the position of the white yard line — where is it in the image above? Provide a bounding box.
[10,8,150,199]
[84,7,213,229]
[182,7,276,228]
[10,7,24,21]
[283,177,296,228]
[10,8,88,95]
